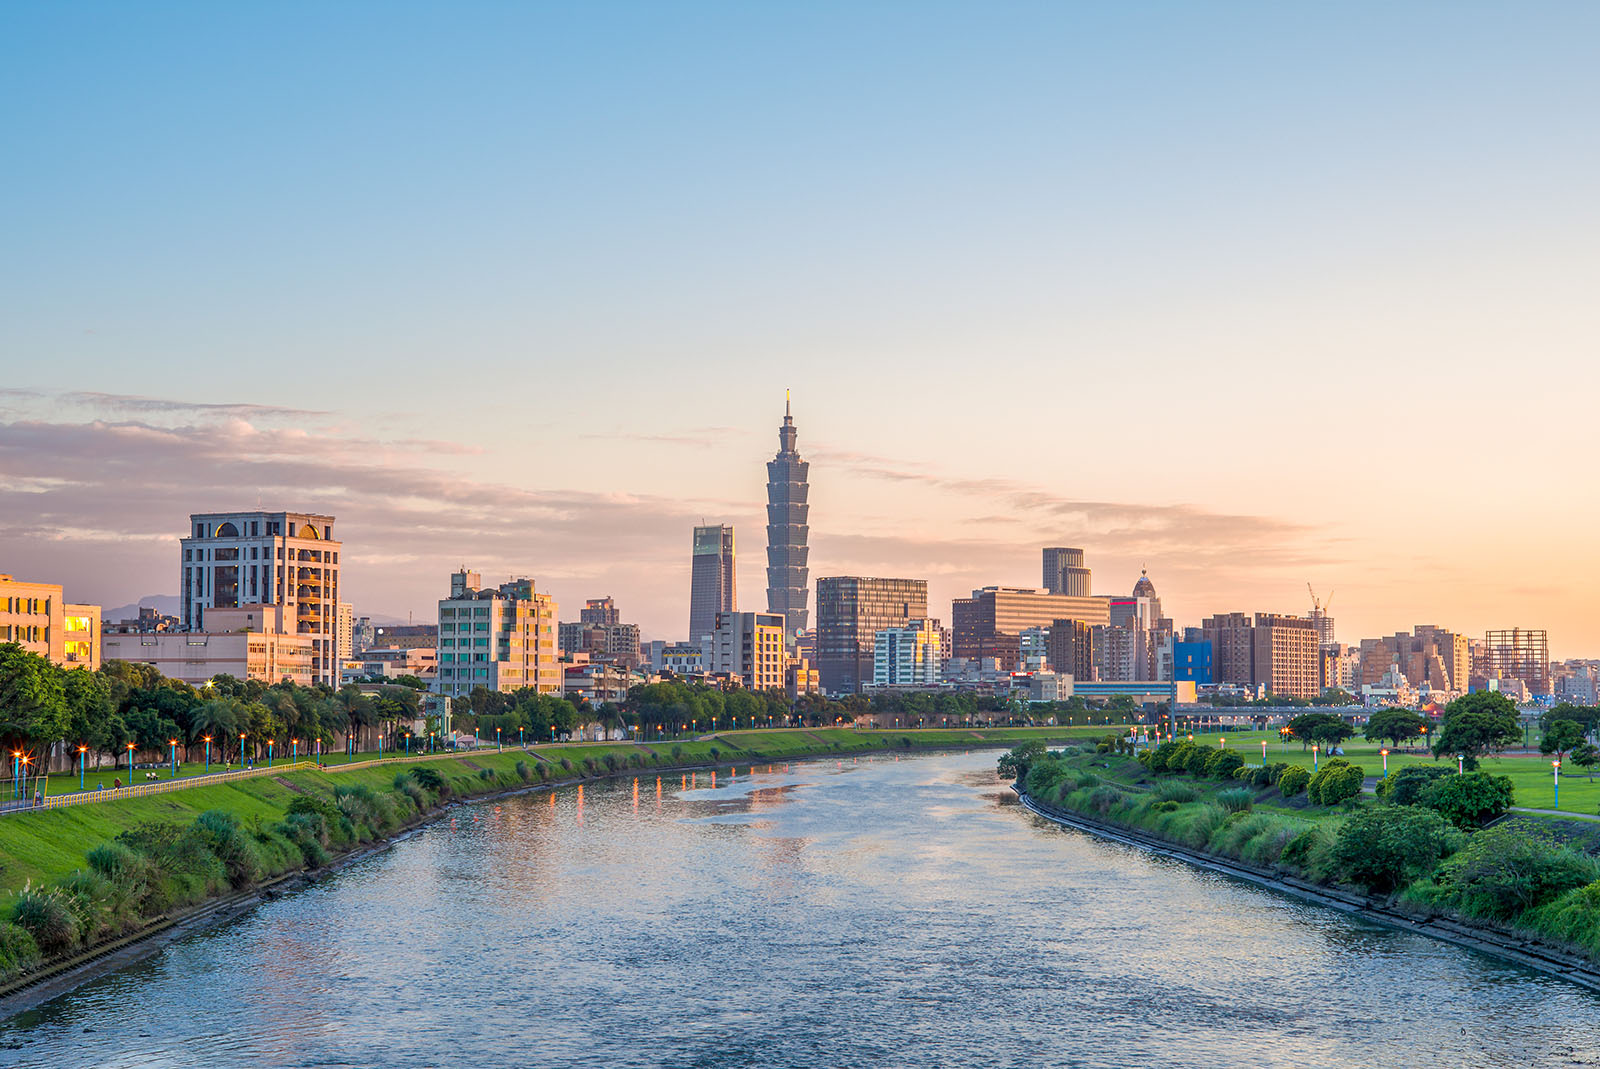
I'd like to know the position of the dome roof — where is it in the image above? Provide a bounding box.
[1132,569,1156,598]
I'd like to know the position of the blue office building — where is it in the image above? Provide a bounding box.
[1173,640,1213,684]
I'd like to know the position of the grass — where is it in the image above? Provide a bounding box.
[1165,728,1596,815]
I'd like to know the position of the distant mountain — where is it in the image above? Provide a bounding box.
[100,594,181,623]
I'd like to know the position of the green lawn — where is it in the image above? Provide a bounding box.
[1151,728,1588,814]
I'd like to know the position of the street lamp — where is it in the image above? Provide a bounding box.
[1457,754,1464,775]
[127,741,136,780]
[79,745,87,790]
[169,739,178,778]
[239,733,246,769]
[1312,743,1320,771]
[1554,759,1562,809]
[1260,739,1267,766]
[1380,748,1389,778]
[267,739,274,768]
[204,735,212,773]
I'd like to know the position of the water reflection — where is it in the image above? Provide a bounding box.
[3,751,1600,1069]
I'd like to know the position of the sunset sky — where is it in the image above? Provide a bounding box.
[4,4,1598,654]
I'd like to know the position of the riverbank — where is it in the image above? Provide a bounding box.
[1011,746,1600,993]
[0,726,1099,1009]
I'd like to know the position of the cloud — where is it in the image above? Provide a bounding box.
[579,426,750,448]
[53,391,331,420]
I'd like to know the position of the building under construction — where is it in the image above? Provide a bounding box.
[1484,628,1551,696]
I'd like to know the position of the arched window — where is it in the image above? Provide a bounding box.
[298,523,320,539]
[215,522,239,537]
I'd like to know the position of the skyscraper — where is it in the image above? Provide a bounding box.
[689,524,736,643]
[815,577,928,695]
[1042,547,1092,596]
[765,393,810,641]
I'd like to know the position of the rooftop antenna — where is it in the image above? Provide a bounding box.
[786,387,791,418]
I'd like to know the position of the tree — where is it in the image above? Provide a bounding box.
[1570,741,1600,780]
[997,740,1045,782]
[1433,693,1520,770]
[1418,772,1516,829]
[1285,712,1353,750]
[1539,719,1585,763]
[0,643,69,769]
[1330,806,1462,893]
[1364,708,1426,749]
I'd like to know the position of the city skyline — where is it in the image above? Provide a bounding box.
[5,4,1599,655]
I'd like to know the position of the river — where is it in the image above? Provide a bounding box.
[3,750,1598,1068]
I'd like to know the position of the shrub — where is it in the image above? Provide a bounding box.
[1329,806,1461,892]
[1156,782,1197,804]
[278,811,331,868]
[0,922,41,980]
[85,841,142,883]
[1204,750,1245,780]
[1088,785,1125,815]
[478,767,494,782]
[515,760,532,782]
[1151,800,1180,814]
[1418,772,1516,829]
[1378,764,1453,805]
[1277,766,1312,797]
[1147,741,1183,773]
[1312,764,1365,806]
[192,810,263,888]
[1216,788,1254,814]
[708,747,721,762]
[1435,823,1599,920]
[670,745,683,760]
[1175,804,1228,849]
[1232,766,1255,781]
[1076,772,1101,789]
[1182,746,1213,776]
[13,887,79,955]
[410,766,448,796]
[1251,763,1286,788]
[559,758,573,772]
[603,753,621,772]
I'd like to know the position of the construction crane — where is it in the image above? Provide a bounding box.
[1307,583,1334,616]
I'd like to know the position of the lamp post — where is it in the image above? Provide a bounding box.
[79,745,87,790]
[1260,739,1267,766]
[1312,743,1319,771]
[1219,735,1226,750]
[268,739,275,768]
[239,733,246,769]
[127,741,136,781]
[518,727,524,749]
[497,727,502,751]
[19,756,29,801]
[405,732,411,756]
[204,735,211,773]
[1458,754,1464,775]
[292,738,298,763]
[170,739,178,778]
[1380,748,1389,778]
[1554,759,1561,809]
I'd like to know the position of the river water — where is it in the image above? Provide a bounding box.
[3,750,1599,1068]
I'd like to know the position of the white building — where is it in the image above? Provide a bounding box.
[180,511,341,685]
[434,569,559,698]
[1018,627,1050,672]
[873,618,943,687]
[709,611,785,691]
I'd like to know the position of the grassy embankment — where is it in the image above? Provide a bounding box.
[1016,738,1600,967]
[0,725,1109,986]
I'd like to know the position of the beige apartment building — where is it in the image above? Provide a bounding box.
[103,604,315,686]
[709,611,786,691]
[0,574,100,670]
[434,569,560,698]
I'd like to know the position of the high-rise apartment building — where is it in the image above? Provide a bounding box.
[1252,614,1320,700]
[0,574,100,670]
[815,577,928,695]
[1046,618,1097,682]
[708,611,786,691]
[873,618,943,687]
[1042,547,1092,596]
[689,525,736,644]
[1484,628,1551,696]
[1200,612,1319,699]
[765,395,810,642]
[179,511,341,685]
[580,597,620,627]
[951,587,1110,670]
[337,601,354,661]
[434,569,559,698]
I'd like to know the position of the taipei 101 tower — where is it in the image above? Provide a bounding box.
[765,391,810,642]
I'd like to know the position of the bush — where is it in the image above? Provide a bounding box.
[1253,763,1288,788]
[515,759,532,783]
[1329,806,1461,892]
[477,767,494,782]
[670,745,683,760]
[191,810,263,888]
[13,887,79,955]
[1216,788,1254,814]
[85,841,142,883]
[1277,766,1312,797]
[1182,746,1213,776]
[410,766,448,796]
[1418,772,1516,829]
[1156,782,1197,804]
[0,922,41,981]
[1378,765,1453,805]
[1435,823,1600,920]
[559,758,573,772]
[1146,741,1184,773]
[1309,764,1364,806]
[1204,750,1245,780]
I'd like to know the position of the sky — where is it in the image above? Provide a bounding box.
[3,3,1598,655]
